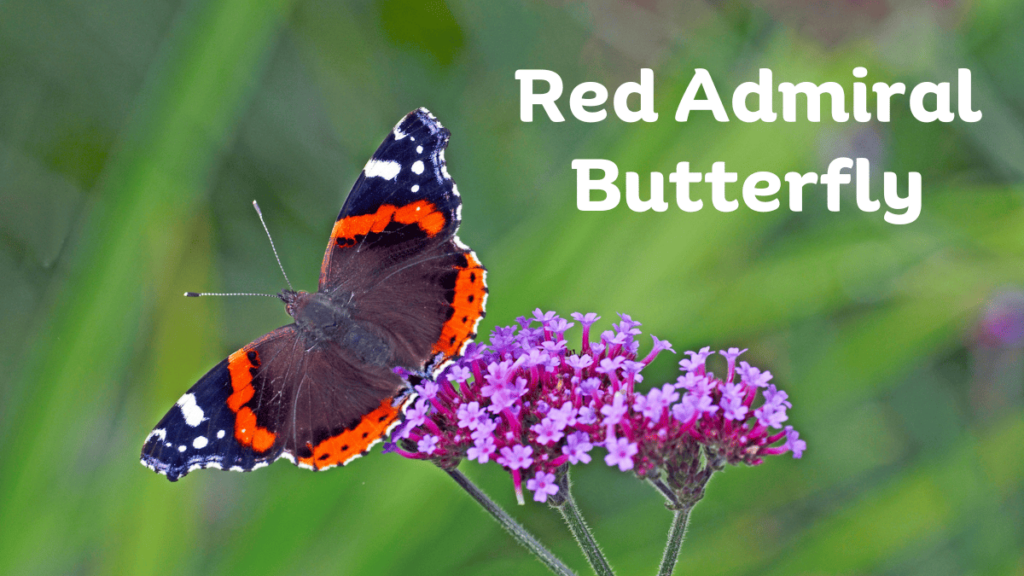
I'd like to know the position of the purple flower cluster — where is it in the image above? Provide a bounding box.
[389,310,805,504]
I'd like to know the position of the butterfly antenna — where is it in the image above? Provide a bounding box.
[184,292,280,298]
[252,199,294,290]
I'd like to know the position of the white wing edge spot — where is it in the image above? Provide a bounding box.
[279,407,410,473]
[188,461,223,474]
[280,452,315,472]
[146,428,167,443]
[439,149,451,180]
[420,107,443,128]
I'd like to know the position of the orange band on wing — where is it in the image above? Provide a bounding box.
[235,406,277,453]
[330,200,446,243]
[433,251,487,359]
[297,397,402,470]
[226,348,277,453]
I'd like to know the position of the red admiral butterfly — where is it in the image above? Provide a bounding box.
[141,109,487,481]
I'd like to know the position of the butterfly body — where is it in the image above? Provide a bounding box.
[282,290,389,366]
[142,109,486,481]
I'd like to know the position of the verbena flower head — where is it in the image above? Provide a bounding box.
[389,310,804,504]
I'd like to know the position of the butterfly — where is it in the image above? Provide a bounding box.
[141,108,487,481]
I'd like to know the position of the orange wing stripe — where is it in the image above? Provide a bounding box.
[330,200,446,242]
[432,251,487,359]
[226,348,277,453]
[297,398,402,470]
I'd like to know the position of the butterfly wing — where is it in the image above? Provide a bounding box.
[319,108,487,368]
[141,326,409,481]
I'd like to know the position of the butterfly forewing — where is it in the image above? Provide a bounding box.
[140,327,296,480]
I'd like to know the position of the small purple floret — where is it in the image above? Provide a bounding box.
[784,426,806,458]
[497,444,534,470]
[526,470,560,502]
[562,431,593,464]
[417,435,439,455]
[604,437,638,471]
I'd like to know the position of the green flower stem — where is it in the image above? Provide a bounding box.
[554,490,615,576]
[446,469,577,576]
[647,478,682,509]
[657,505,693,576]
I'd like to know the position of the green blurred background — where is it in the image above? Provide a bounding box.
[2,0,1022,574]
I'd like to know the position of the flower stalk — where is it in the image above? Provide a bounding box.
[657,505,693,576]
[446,468,576,576]
[551,468,615,576]
[647,477,682,509]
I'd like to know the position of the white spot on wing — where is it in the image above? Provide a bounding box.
[176,393,204,427]
[416,145,423,154]
[364,159,401,180]
[217,430,225,439]
[393,127,407,140]
[411,185,420,192]
[193,436,208,449]
[146,429,167,443]
[178,445,186,452]
[411,160,424,175]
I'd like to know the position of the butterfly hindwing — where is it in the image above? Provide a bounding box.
[270,338,408,471]
[142,326,409,480]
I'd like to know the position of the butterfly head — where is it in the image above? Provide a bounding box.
[279,289,306,318]
[281,290,358,345]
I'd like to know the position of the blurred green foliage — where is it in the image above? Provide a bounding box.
[1,0,1022,574]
